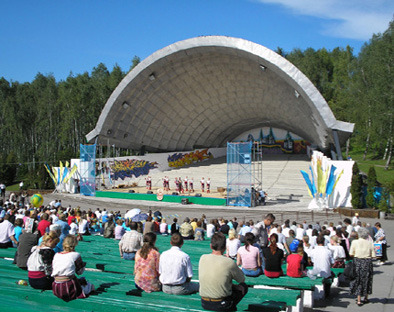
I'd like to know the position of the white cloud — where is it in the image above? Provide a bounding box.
[256,0,393,40]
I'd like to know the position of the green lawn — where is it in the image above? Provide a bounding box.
[349,150,394,187]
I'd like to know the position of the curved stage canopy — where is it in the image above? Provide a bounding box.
[87,36,353,153]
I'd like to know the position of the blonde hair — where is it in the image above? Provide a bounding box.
[228,229,236,240]
[41,231,60,246]
[63,235,78,252]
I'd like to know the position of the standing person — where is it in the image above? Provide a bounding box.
[52,235,95,302]
[119,222,143,260]
[134,232,161,293]
[374,222,387,265]
[252,213,276,249]
[237,232,262,277]
[349,227,376,306]
[0,183,5,198]
[159,233,199,295]
[308,235,334,298]
[184,176,188,192]
[199,232,248,312]
[200,177,205,193]
[252,213,275,269]
[206,178,211,193]
[189,178,194,193]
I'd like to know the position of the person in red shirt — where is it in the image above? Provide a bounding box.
[37,213,51,236]
[286,246,307,277]
[67,210,76,225]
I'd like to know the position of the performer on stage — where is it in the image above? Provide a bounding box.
[206,178,211,193]
[184,176,188,192]
[174,177,179,192]
[189,178,194,193]
[200,177,205,193]
[146,176,152,190]
[179,177,184,194]
[165,176,170,191]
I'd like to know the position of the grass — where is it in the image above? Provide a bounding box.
[5,183,20,192]
[348,149,394,187]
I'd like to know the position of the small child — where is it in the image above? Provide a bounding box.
[115,219,125,240]
[286,246,307,277]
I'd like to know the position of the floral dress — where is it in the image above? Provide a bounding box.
[134,249,161,292]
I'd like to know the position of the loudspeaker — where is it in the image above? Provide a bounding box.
[147,191,153,194]
[181,198,189,205]
[172,192,179,196]
[195,193,202,197]
[128,190,135,193]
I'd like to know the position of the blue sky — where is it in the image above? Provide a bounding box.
[1,0,393,83]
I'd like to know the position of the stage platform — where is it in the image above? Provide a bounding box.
[96,190,226,206]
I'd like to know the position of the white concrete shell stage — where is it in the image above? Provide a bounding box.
[87,36,353,153]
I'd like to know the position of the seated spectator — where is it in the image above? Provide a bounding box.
[27,231,59,290]
[119,221,143,260]
[103,216,116,238]
[226,229,240,260]
[143,216,155,235]
[56,213,71,240]
[287,246,307,277]
[16,225,39,270]
[134,232,161,293]
[194,221,205,241]
[206,219,216,238]
[0,214,18,248]
[170,218,179,235]
[237,232,262,277]
[262,233,284,278]
[179,217,194,239]
[159,218,168,235]
[115,219,126,240]
[78,214,90,236]
[159,233,199,295]
[52,235,95,301]
[238,221,252,243]
[14,218,24,244]
[328,236,346,268]
[37,213,51,237]
[69,218,79,236]
[199,232,248,311]
[219,219,230,235]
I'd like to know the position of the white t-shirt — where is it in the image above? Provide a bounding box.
[206,224,216,238]
[0,220,15,243]
[69,223,78,235]
[52,251,83,277]
[226,238,241,258]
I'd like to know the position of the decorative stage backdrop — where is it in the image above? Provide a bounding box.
[67,147,227,190]
[300,150,353,209]
[233,127,310,154]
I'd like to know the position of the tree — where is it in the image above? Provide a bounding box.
[350,162,363,209]
[366,166,378,208]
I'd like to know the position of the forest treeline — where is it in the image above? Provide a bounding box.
[0,21,392,188]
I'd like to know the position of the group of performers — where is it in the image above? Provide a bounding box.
[145,176,211,194]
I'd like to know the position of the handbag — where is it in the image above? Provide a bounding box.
[374,242,383,257]
[344,261,356,280]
